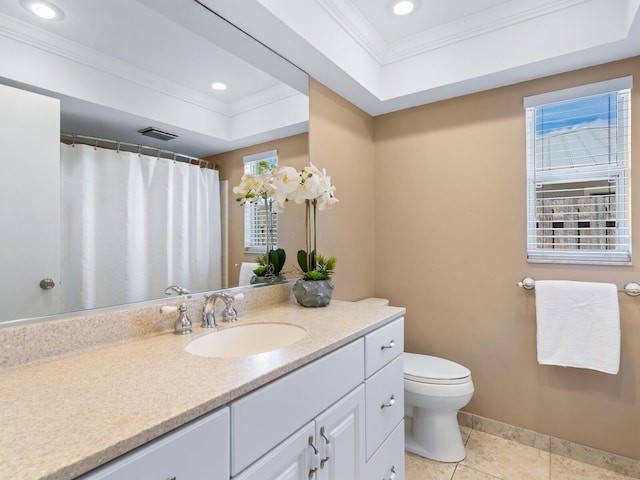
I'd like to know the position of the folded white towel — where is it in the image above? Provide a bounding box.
[535,280,620,374]
[238,262,260,286]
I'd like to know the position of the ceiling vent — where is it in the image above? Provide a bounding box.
[138,127,179,141]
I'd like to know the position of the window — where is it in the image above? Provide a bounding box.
[524,77,632,264]
[242,150,278,253]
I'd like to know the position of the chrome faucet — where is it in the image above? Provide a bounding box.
[165,285,190,296]
[202,292,238,328]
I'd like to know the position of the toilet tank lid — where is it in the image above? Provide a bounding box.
[355,297,389,306]
[404,352,471,384]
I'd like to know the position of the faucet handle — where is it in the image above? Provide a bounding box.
[174,303,192,335]
[222,305,238,323]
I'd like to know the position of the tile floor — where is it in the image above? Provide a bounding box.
[405,427,637,480]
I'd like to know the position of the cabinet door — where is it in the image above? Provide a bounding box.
[315,385,365,480]
[0,84,60,322]
[232,422,316,480]
[78,408,229,480]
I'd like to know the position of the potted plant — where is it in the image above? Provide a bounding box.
[289,163,339,307]
[251,247,287,284]
[233,162,298,282]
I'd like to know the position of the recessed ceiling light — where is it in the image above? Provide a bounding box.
[19,0,65,20]
[211,82,227,91]
[391,0,415,16]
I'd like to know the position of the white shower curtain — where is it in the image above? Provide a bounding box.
[60,143,222,311]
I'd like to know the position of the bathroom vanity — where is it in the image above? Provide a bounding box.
[0,296,405,480]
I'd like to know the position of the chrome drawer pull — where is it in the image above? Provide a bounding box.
[380,340,395,350]
[320,426,331,469]
[383,465,397,480]
[308,436,319,478]
[381,394,396,409]
[308,436,319,454]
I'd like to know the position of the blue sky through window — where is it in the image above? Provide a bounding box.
[535,93,616,136]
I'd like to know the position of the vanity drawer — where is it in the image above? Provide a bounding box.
[231,338,364,475]
[365,317,404,378]
[365,353,404,460]
[365,420,405,480]
[78,407,229,480]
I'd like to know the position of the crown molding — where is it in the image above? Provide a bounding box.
[0,13,232,115]
[315,0,387,65]
[230,83,304,116]
[384,0,591,63]
[317,0,590,66]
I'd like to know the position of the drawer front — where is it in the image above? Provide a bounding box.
[364,318,404,378]
[364,420,405,480]
[79,407,230,480]
[365,354,404,460]
[231,339,364,475]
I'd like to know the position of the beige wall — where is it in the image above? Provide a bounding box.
[208,133,309,286]
[374,56,640,460]
[308,79,376,301]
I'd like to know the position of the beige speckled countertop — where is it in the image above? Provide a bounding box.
[0,299,405,480]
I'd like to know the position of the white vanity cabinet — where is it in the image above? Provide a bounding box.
[78,407,230,480]
[76,315,405,480]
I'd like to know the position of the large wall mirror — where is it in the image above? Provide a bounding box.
[0,0,309,326]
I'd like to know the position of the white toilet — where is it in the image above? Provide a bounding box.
[404,353,474,462]
[354,298,474,462]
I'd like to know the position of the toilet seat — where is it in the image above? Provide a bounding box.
[404,353,471,385]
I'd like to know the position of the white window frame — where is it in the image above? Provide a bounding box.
[524,77,632,265]
[242,150,278,254]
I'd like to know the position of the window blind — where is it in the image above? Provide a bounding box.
[242,150,278,253]
[525,80,632,264]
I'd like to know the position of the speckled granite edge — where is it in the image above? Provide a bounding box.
[0,282,292,370]
[458,411,640,478]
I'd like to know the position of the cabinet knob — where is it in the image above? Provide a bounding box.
[380,340,395,350]
[40,278,55,290]
[381,394,396,409]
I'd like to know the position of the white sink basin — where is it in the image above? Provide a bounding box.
[185,323,307,358]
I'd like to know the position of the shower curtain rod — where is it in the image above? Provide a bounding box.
[60,132,216,168]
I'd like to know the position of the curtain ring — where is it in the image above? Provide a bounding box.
[72,133,76,147]
[156,148,161,160]
[116,141,121,153]
[93,136,98,150]
[173,153,177,163]
[138,145,142,157]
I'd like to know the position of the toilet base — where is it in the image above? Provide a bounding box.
[404,413,467,463]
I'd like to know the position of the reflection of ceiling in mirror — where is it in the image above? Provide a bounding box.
[0,0,309,156]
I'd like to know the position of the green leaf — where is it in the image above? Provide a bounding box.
[297,250,308,272]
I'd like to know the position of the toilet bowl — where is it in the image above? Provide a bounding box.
[404,352,474,462]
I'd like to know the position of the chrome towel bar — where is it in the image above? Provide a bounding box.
[517,277,640,297]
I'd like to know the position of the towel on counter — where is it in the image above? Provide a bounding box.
[238,262,260,286]
[535,280,620,374]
